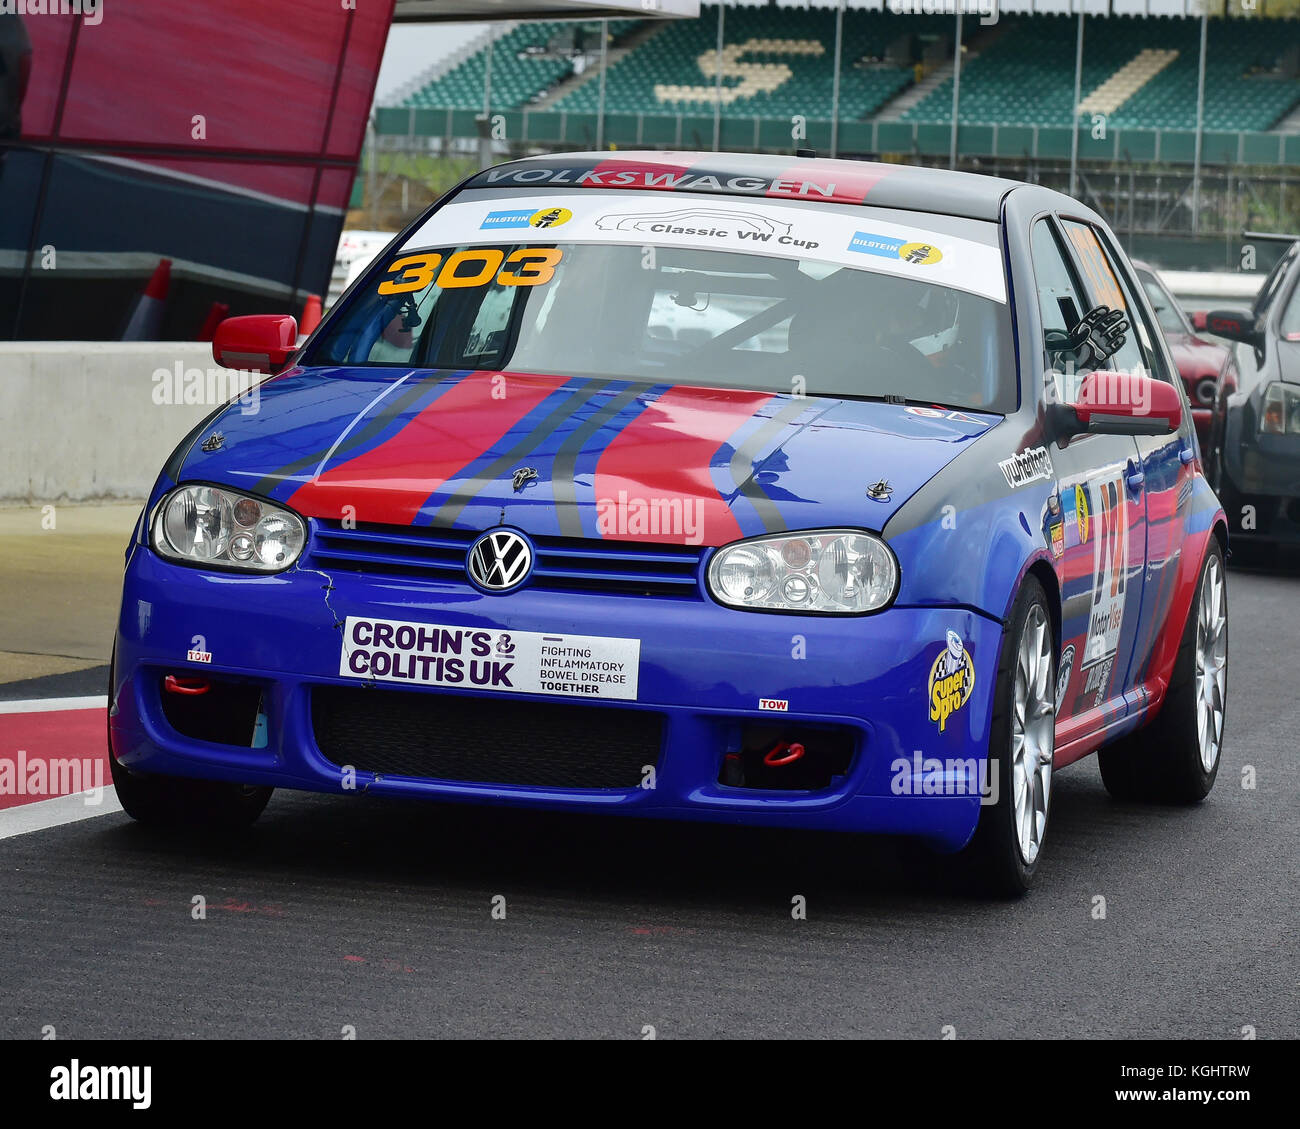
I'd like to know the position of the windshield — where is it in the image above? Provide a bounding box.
[310,195,1016,413]
[1138,269,1188,335]
[1282,273,1300,340]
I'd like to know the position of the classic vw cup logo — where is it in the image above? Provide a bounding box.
[466,529,533,592]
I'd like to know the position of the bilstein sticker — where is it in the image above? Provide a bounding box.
[928,630,975,732]
[340,617,640,700]
[899,241,943,265]
[848,232,943,265]
[480,207,573,231]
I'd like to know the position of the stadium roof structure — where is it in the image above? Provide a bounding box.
[394,0,698,21]
[391,0,1297,18]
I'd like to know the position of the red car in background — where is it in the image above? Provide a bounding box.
[1133,260,1237,463]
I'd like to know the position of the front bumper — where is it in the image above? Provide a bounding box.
[110,545,1004,851]
[1221,415,1300,542]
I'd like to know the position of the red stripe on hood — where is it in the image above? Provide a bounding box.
[593,385,774,545]
[767,162,895,205]
[288,371,569,526]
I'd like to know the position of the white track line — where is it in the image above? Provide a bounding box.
[0,788,123,840]
[0,696,107,714]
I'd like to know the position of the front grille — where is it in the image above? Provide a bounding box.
[312,686,665,790]
[309,520,702,598]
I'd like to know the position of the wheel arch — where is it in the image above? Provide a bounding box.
[1024,558,1062,658]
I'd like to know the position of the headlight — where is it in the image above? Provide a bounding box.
[152,485,306,572]
[1260,382,1300,435]
[707,529,898,614]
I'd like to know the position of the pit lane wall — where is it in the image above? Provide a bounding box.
[0,343,225,503]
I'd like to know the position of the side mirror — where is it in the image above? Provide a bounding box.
[213,314,299,374]
[1204,308,1261,347]
[1190,310,1208,331]
[1055,371,1182,438]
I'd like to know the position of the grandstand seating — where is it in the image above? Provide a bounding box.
[401,21,641,111]
[902,14,1300,131]
[395,8,1300,134]
[553,6,951,120]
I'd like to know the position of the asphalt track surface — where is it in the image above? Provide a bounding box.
[1,563,1297,1040]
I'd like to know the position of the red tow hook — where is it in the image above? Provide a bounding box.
[164,674,210,696]
[763,741,806,768]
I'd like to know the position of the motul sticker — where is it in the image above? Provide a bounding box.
[339,616,640,700]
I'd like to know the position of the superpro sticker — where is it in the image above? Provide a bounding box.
[341,617,640,700]
[928,630,975,733]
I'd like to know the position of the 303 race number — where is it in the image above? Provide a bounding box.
[377,248,563,295]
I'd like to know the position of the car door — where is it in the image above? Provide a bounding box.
[1073,220,1197,707]
[1027,216,1146,730]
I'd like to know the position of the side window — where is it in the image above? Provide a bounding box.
[1031,219,1086,339]
[1030,218,1090,400]
[1281,271,1300,340]
[1059,219,1147,377]
[1090,228,1177,385]
[1252,243,1297,318]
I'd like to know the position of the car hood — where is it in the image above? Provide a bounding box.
[1165,332,1230,379]
[177,367,1002,547]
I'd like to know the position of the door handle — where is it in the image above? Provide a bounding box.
[1179,446,1195,465]
[1126,460,1145,495]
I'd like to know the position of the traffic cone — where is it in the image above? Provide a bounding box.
[196,301,229,342]
[121,258,172,340]
[299,293,322,336]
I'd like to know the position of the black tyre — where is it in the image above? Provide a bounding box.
[1098,539,1227,804]
[108,653,273,830]
[962,576,1055,897]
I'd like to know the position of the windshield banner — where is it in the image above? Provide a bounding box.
[403,192,1008,304]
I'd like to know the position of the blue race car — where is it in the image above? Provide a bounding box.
[109,153,1229,894]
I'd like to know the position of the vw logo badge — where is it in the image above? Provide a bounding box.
[466,529,533,593]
